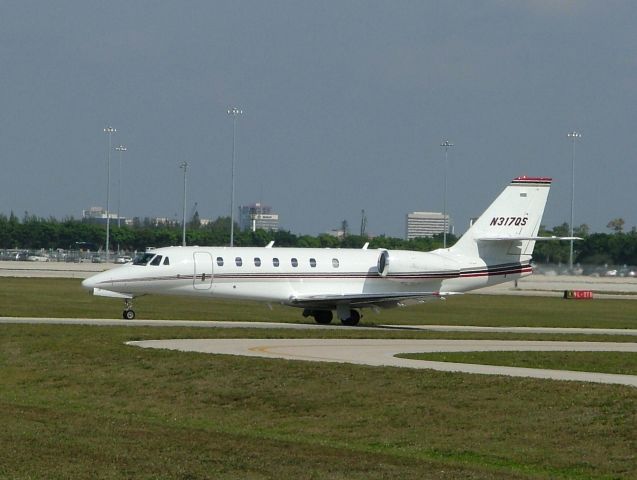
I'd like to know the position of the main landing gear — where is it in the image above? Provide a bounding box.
[340,309,360,326]
[302,308,361,326]
[122,298,135,320]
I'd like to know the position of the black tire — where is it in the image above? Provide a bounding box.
[341,309,360,326]
[123,309,135,320]
[314,310,333,324]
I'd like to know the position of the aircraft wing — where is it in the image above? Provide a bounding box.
[288,291,460,310]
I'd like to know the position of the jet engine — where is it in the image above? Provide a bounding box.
[377,249,459,281]
[377,250,390,277]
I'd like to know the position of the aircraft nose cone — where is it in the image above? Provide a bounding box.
[81,276,96,290]
[82,271,110,290]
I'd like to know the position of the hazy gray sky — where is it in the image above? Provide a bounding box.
[1,1,635,237]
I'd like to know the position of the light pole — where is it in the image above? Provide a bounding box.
[179,161,189,247]
[440,140,453,248]
[567,131,581,271]
[228,106,242,247]
[115,145,127,229]
[103,126,116,263]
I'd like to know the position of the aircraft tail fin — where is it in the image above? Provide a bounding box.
[448,176,552,264]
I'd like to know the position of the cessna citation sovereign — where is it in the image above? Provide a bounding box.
[82,176,572,326]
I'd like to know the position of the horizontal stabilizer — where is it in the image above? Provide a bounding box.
[476,236,582,242]
[92,288,133,299]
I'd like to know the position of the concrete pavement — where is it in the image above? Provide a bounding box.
[127,337,637,387]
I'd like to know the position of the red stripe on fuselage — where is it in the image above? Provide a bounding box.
[106,263,531,286]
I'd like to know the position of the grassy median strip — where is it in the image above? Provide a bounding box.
[399,351,637,375]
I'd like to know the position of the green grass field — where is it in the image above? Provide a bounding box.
[1,277,636,479]
[2,277,637,328]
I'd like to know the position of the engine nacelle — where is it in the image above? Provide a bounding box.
[377,249,459,281]
[377,250,390,277]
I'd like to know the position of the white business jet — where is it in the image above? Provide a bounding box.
[82,176,572,325]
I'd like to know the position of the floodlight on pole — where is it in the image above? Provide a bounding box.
[228,106,243,247]
[567,131,582,271]
[103,126,116,263]
[179,161,189,247]
[115,145,127,229]
[440,140,454,248]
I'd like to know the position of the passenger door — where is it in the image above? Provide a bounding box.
[193,252,213,290]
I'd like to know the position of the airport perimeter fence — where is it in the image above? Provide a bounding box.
[0,249,140,264]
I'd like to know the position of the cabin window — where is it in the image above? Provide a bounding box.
[291,258,298,267]
[163,257,170,266]
[254,257,261,267]
[133,252,155,265]
[309,258,317,268]
[150,255,163,266]
[216,257,224,267]
[235,257,243,267]
[332,258,339,268]
[273,258,280,267]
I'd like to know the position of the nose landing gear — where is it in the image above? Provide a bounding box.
[123,298,135,320]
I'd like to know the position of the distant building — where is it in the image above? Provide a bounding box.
[326,228,346,239]
[83,206,127,226]
[405,211,450,240]
[239,203,279,232]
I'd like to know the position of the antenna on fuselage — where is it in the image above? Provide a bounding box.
[265,241,275,248]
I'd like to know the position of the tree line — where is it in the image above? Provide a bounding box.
[0,213,454,253]
[1,213,635,266]
[533,222,637,266]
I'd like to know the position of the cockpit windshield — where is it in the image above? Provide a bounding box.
[132,252,156,266]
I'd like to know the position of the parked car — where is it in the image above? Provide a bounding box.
[27,255,50,262]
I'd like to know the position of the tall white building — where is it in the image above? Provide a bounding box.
[405,211,450,239]
[239,203,279,232]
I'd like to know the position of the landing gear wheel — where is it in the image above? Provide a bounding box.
[314,310,333,325]
[122,298,135,320]
[341,309,360,326]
